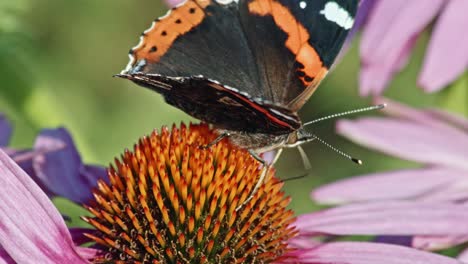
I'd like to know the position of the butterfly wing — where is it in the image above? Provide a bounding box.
[121,0,356,133]
[123,0,264,98]
[238,0,358,111]
[121,0,300,134]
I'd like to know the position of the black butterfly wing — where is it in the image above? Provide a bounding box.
[238,0,358,111]
[120,0,357,134]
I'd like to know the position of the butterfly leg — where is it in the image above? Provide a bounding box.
[236,149,283,211]
[201,132,230,149]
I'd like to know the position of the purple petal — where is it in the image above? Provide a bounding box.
[0,114,12,147]
[312,167,468,204]
[412,235,468,251]
[374,236,413,247]
[333,0,378,68]
[418,0,468,92]
[348,0,378,38]
[337,118,468,170]
[296,201,468,236]
[0,150,87,263]
[284,242,462,264]
[81,165,108,190]
[69,228,96,246]
[33,128,105,204]
[359,0,445,96]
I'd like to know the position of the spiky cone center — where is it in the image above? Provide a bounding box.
[83,123,297,263]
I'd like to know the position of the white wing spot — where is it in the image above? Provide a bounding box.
[299,1,307,9]
[215,0,238,4]
[319,2,354,30]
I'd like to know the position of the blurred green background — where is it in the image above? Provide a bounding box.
[1,0,467,227]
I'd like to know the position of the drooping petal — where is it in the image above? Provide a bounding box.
[0,150,87,263]
[312,167,468,204]
[374,97,468,134]
[359,0,445,96]
[337,118,468,170]
[287,236,321,249]
[0,114,12,147]
[284,242,462,264]
[418,0,468,92]
[33,128,106,204]
[296,201,468,236]
[426,109,468,132]
[412,235,468,251]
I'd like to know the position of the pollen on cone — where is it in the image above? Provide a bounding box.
[83,123,297,263]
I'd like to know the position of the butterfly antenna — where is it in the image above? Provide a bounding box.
[303,104,386,126]
[312,133,362,165]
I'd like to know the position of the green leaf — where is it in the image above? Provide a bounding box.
[438,74,468,115]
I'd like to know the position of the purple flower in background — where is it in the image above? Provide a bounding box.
[0,114,12,146]
[0,114,106,204]
[359,0,468,95]
[313,98,468,258]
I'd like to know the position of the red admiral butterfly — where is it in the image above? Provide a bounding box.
[118,0,358,162]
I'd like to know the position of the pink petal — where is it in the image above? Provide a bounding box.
[0,150,87,263]
[458,248,468,262]
[284,242,462,264]
[426,109,468,132]
[374,97,468,133]
[312,167,468,204]
[418,0,468,92]
[296,201,468,236]
[337,118,468,170]
[412,235,468,251]
[76,247,100,261]
[288,237,321,249]
[359,0,445,96]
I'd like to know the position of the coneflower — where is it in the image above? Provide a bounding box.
[0,121,464,264]
[83,123,297,263]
